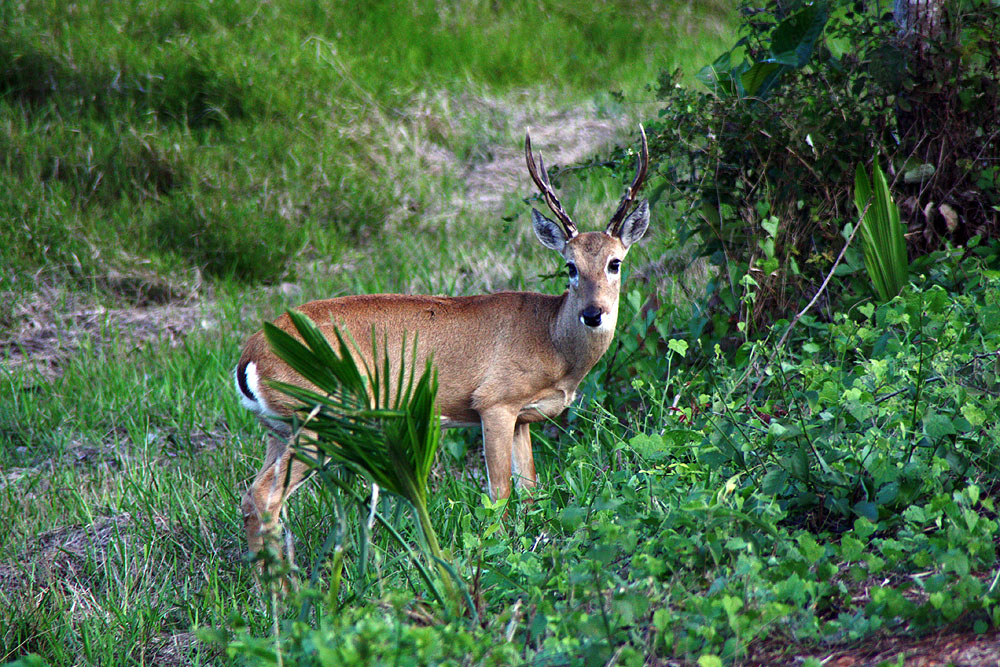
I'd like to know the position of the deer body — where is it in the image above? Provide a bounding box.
[236,128,650,559]
[238,291,609,426]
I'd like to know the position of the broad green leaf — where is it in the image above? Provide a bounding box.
[741,61,784,97]
[853,517,876,539]
[840,535,864,561]
[667,338,689,357]
[761,467,788,495]
[923,411,957,440]
[696,51,746,97]
[761,216,780,238]
[852,501,878,522]
[769,3,830,67]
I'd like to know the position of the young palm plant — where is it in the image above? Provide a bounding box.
[854,160,909,303]
[263,310,464,614]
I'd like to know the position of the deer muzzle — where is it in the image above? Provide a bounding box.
[580,306,604,328]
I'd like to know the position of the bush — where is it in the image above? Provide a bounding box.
[642,0,1000,331]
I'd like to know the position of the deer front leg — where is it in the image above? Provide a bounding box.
[511,422,537,492]
[479,407,517,501]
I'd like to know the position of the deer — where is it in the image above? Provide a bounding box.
[234,126,650,560]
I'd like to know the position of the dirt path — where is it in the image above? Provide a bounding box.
[455,109,623,213]
[749,628,1000,666]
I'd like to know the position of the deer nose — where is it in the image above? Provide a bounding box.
[580,306,603,328]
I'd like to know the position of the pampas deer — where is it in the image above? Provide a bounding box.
[235,127,650,557]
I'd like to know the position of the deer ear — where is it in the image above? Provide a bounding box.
[532,209,567,252]
[615,199,649,248]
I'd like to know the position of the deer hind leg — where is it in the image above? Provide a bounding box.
[242,433,315,565]
[511,422,537,493]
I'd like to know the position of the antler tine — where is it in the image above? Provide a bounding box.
[606,124,649,236]
[525,129,577,239]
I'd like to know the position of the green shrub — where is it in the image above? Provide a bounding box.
[641,0,1000,331]
[693,276,1000,528]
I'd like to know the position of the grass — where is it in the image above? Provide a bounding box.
[1,1,737,663]
[0,0,733,302]
[13,2,998,665]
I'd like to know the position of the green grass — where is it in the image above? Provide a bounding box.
[1,2,738,663]
[1,0,733,302]
[14,2,998,665]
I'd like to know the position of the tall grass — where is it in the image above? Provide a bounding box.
[1,0,733,299]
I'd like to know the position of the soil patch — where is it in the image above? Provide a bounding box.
[1,281,214,383]
[744,628,1000,666]
[0,512,172,608]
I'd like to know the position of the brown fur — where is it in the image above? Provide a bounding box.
[236,130,650,562]
[237,234,632,559]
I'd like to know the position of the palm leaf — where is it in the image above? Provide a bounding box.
[854,161,909,303]
[263,309,459,610]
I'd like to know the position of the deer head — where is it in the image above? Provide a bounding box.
[525,126,650,336]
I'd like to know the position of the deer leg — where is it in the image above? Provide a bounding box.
[511,422,537,493]
[479,408,517,501]
[242,433,314,563]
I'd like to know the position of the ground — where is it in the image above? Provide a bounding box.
[2,101,997,666]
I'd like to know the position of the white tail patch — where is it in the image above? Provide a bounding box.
[235,361,279,417]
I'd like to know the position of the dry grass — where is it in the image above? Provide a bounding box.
[1,281,213,382]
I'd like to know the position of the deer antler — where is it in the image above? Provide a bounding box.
[525,130,578,239]
[606,125,649,237]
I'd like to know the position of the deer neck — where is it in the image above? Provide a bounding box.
[550,292,618,377]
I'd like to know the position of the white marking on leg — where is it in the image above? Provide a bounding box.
[511,440,520,481]
[367,484,380,531]
[482,431,493,501]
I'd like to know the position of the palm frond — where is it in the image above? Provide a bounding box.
[263,309,461,612]
[855,161,909,303]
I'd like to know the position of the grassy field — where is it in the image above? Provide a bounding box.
[5,1,1000,666]
[1,0,730,297]
[1,1,737,664]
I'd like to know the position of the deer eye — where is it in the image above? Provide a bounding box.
[608,259,622,274]
[566,262,578,279]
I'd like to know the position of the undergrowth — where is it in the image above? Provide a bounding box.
[643,0,999,332]
[4,2,999,666]
[204,251,1000,665]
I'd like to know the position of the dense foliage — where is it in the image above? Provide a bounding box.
[3,1,999,665]
[643,0,999,331]
[212,256,1000,664]
[206,3,1000,663]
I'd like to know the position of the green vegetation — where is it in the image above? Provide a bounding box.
[4,0,1000,665]
[854,161,908,304]
[648,0,999,333]
[264,311,460,612]
[1,0,731,300]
